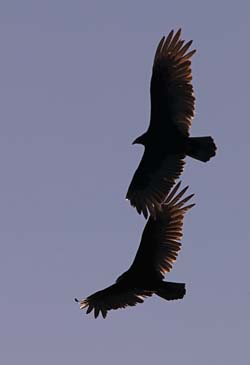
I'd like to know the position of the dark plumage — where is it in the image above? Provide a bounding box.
[126,29,216,218]
[75,182,194,318]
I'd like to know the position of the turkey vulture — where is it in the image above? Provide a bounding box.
[126,29,216,218]
[75,182,194,318]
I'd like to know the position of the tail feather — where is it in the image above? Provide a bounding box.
[155,281,186,301]
[187,136,216,162]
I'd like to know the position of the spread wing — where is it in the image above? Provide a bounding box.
[75,284,152,319]
[75,183,193,319]
[126,29,195,218]
[129,182,194,280]
[126,151,185,219]
[150,29,196,136]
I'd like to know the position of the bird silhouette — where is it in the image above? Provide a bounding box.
[75,182,194,318]
[126,29,216,218]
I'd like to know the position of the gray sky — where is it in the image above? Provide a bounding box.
[1,1,249,364]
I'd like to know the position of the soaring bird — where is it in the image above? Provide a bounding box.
[126,29,216,218]
[75,182,194,318]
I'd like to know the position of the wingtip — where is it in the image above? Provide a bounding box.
[180,185,189,195]
[176,28,182,37]
[184,202,196,211]
[143,209,148,219]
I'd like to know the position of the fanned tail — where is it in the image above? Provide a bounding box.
[155,281,186,301]
[187,136,217,162]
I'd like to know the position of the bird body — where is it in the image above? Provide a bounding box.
[134,126,188,154]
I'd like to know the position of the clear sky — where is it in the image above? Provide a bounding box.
[1,1,249,364]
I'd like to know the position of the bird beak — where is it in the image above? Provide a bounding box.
[132,137,140,145]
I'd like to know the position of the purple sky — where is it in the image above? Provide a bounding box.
[1,1,249,364]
